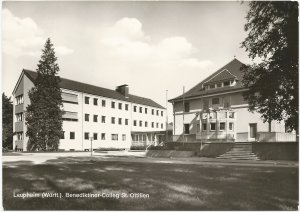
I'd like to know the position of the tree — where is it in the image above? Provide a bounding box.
[25,38,63,151]
[2,93,13,149]
[241,1,298,132]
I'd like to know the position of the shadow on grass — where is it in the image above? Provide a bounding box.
[3,156,299,210]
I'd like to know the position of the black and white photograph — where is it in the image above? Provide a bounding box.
[2,1,299,210]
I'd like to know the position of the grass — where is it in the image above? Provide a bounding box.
[3,157,298,210]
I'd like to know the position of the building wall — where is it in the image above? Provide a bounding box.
[172,90,286,142]
[13,74,35,151]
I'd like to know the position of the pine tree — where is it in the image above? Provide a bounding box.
[2,93,13,150]
[26,38,63,151]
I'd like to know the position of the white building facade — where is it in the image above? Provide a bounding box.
[13,70,166,151]
[169,59,296,143]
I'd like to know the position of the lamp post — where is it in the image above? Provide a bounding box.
[90,136,93,156]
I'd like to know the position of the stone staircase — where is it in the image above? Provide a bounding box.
[216,143,260,160]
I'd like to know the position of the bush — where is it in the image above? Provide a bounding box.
[130,146,146,150]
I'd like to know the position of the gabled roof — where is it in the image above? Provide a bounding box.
[169,58,246,102]
[22,69,165,109]
[203,69,237,85]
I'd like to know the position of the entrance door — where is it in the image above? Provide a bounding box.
[249,123,257,141]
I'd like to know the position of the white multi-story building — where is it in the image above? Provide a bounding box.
[12,69,166,151]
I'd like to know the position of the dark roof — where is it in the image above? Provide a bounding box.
[23,69,165,109]
[169,58,246,102]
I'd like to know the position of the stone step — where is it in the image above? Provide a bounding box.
[216,157,260,160]
[220,153,257,157]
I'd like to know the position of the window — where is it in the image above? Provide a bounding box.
[156,123,159,128]
[122,134,126,141]
[101,133,105,140]
[203,99,209,110]
[229,112,235,118]
[202,123,207,131]
[184,102,190,112]
[125,119,128,125]
[85,97,89,104]
[145,121,148,127]
[84,132,89,140]
[151,122,154,128]
[161,123,163,129]
[94,98,98,105]
[217,82,222,88]
[145,108,148,114]
[134,106,137,112]
[112,134,118,141]
[85,114,89,122]
[139,107,142,113]
[118,103,122,110]
[125,104,129,110]
[16,95,24,105]
[152,109,154,115]
[111,101,115,108]
[156,110,159,116]
[102,100,106,107]
[210,123,216,131]
[229,123,234,131]
[62,111,78,122]
[70,132,75,139]
[111,117,115,124]
[16,113,24,122]
[93,115,98,122]
[143,134,146,141]
[139,121,142,127]
[62,92,78,104]
[101,116,106,123]
[93,133,98,140]
[220,122,225,131]
[118,118,122,125]
[184,124,190,134]
[139,134,142,141]
[197,124,200,133]
[224,81,230,86]
[161,111,163,116]
[212,98,220,105]
[209,84,215,89]
[16,132,23,140]
[133,120,137,126]
[61,131,65,139]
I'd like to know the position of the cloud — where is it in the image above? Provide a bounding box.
[99,17,213,72]
[2,9,73,57]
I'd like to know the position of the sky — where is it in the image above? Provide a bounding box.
[2,1,251,122]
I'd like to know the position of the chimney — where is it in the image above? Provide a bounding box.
[116,84,129,97]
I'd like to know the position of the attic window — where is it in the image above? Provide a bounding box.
[223,81,230,86]
[217,82,222,88]
[209,84,215,89]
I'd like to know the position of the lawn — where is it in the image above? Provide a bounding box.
[2,157,298,210]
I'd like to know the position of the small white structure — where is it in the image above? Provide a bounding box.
[12,70,166,151]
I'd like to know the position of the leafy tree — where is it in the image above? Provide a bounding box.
[2,93,13,149]
[241,1,298,132]
[26,38,63,151]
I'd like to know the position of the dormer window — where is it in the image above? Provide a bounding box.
[209,84,215,89]
[223,81,230,86]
